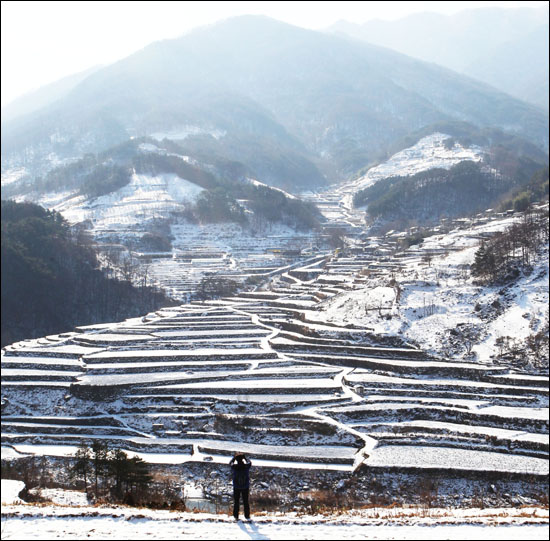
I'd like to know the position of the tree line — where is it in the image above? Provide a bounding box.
[498,166,549,213]
[471,206,549,283]
[1,442,185,509]
[2,154,132,200]
[134,151,322,230]
[1,200,177,347]
[70,441,153,504]
[354,160,548,230]
[4,137,322,232]
[354,161,511,224]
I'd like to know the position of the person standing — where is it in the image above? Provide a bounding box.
[229,452,251,520]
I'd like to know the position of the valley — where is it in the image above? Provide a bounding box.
[2,132,548,507]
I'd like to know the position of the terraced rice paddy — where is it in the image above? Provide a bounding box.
[2,243,548,483]
[1,185,548,492]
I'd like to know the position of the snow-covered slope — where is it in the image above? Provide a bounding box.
[40,172,204,230]
[336,133,484,210]
[356,133,483,191]
[320,214,549,365]
[149,125,226,141]
[2,207,548,479]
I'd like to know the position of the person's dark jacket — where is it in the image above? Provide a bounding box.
[230,456,251,490]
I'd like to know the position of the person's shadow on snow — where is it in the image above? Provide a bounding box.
[237,520,269,540]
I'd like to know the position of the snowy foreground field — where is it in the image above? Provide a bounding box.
[2,481,549,540]
[1,507,549,540]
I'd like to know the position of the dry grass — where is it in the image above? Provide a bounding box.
[251,488,284,510]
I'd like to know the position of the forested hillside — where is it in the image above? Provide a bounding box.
[354,161,548,228]
[1,201,177,347]
[3,138,322,232]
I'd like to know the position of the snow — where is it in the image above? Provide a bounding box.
[1,499,548,540]
[73,333,153,342]
[199,394,348,404]
[156,378,340,389]
[5,345,103,356]
[151,329,271,337]
[1,129,548,537]
[0,167,28,186]
[1,369,82,378]
[288,353,502,374]
[84,347,269,360]
[352,419,549,446]
[2,443,356,470]
[307,133,485,216]
[345,371,543,395]
[248,178,297,199]
[1,357,83,368]
[320,214,549,363]
[475,405,549,421]
[44,172,204,227]
[76,366,338,387]
[36,190,85,209]
[1,480,25,504]
[149,125,226,141]
[139,143,162,153]
[345,133,484,201]
[137,143,195,162]
[33,488,89,507]
[471,260,549,360]
[365,445,549,475]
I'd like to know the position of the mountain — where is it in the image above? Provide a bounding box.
[466,23,549,111]
[1,15,548,191]
[329,7,549,111]
[1,65,103,123]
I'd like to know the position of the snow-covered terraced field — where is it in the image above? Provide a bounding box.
[2,135,548,495]
[2,273,547,477]
[364,445,548,475]
[2,300,362,466]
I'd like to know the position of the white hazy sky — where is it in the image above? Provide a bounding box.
[1,0,548,107]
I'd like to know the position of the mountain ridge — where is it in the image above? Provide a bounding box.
[329,6,549,111]
[2,15,548,191]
